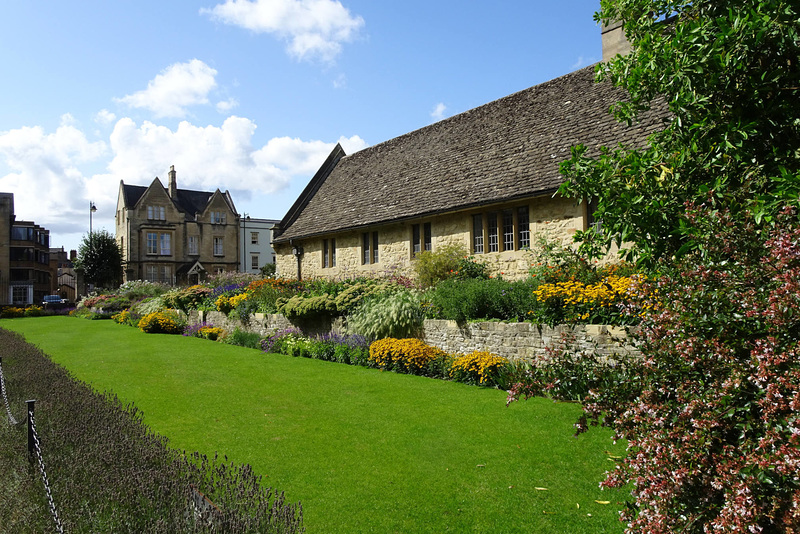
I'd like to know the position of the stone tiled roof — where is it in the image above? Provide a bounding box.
[121,183,235,221]
[274,65,666,243]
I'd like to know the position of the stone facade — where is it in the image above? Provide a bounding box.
[276,194,585,281]
[116,166,240,285]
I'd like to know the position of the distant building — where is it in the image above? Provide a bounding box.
[9,219,52,306]
[116,166,240,285]
[49,247,77,303]
[239,217,279,275]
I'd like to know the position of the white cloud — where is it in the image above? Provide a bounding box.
[571,55,598,69]
[115,59,218,118]
[94,109,117,125]
[202,0,365,63]
[0,123,107,236]
[0,114,367,250]
[103,117,368,195]
[431,102,447,121]
[216,98,239,113]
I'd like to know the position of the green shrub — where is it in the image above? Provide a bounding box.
[411,243,468,288]
[346,289,423,340]
[333,280,390,314]
[426,278,537,323]
[23,305,45,317]
[278,294,337,322]
[223,328,263,349]
[118,280,170,301]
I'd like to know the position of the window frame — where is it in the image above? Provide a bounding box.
[213,237,224,256]
[472,204,531,254]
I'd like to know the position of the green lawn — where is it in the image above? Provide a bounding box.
[3,317,628,533]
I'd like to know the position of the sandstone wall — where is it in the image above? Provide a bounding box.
[186,311,639,363]
[274,195,585,281]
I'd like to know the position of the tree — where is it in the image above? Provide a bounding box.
[75,229,123,289]
[559,0,800,265]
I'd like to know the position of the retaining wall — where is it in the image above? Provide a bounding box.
[186,311,640,362]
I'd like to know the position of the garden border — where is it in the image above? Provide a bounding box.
[187,311,640,362]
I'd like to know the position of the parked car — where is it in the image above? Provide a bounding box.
[42,295,68,306]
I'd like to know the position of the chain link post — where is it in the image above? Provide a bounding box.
[27,399,35,461]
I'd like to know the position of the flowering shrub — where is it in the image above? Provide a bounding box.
[569,206,800,532]
[163,285,212,312]
[24,305,44,317]
[529,275,639,325]
[261,328,303,354]
[197,326,227,341]
[506,332,641,403]
[368,338,447,375]
[138,310,185,334]
[449,350,509,386]
[112,310,131,324]
[1,307,26,318]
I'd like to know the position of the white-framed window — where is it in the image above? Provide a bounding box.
[251,232,259,245]
[517,206,530,248]
[211,211,226,224]
[147,232,158,255]
[147,206,166,221]
[251,254,259,270]
[160,233,171,256]
[11,285,30,305]
[213,237,224,256]
[147,232,171,255]
[188,236,199,255]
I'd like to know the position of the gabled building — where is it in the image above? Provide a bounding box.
[272,61,666,280]
[116,166,240,285]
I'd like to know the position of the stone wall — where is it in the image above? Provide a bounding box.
[186,311,639,363]
[274,195,585,281]
[421,320,639,362]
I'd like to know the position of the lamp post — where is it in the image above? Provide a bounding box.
[89,201,97,241]
[88,201,97,292]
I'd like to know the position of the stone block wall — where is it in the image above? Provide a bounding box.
[186,310,639,362]
[421,320,640,362]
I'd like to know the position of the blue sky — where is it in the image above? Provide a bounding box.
[0,0,603,253]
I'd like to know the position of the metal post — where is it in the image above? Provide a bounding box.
[27,399,35,460]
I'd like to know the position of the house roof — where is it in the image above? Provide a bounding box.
[121,181,237,221]
[274,65,666,244]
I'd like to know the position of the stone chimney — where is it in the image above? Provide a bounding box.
[168,165,178,198]
[601,20,632,61]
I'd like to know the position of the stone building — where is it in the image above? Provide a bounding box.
[272,59,665,280]
[116,166,240,285]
